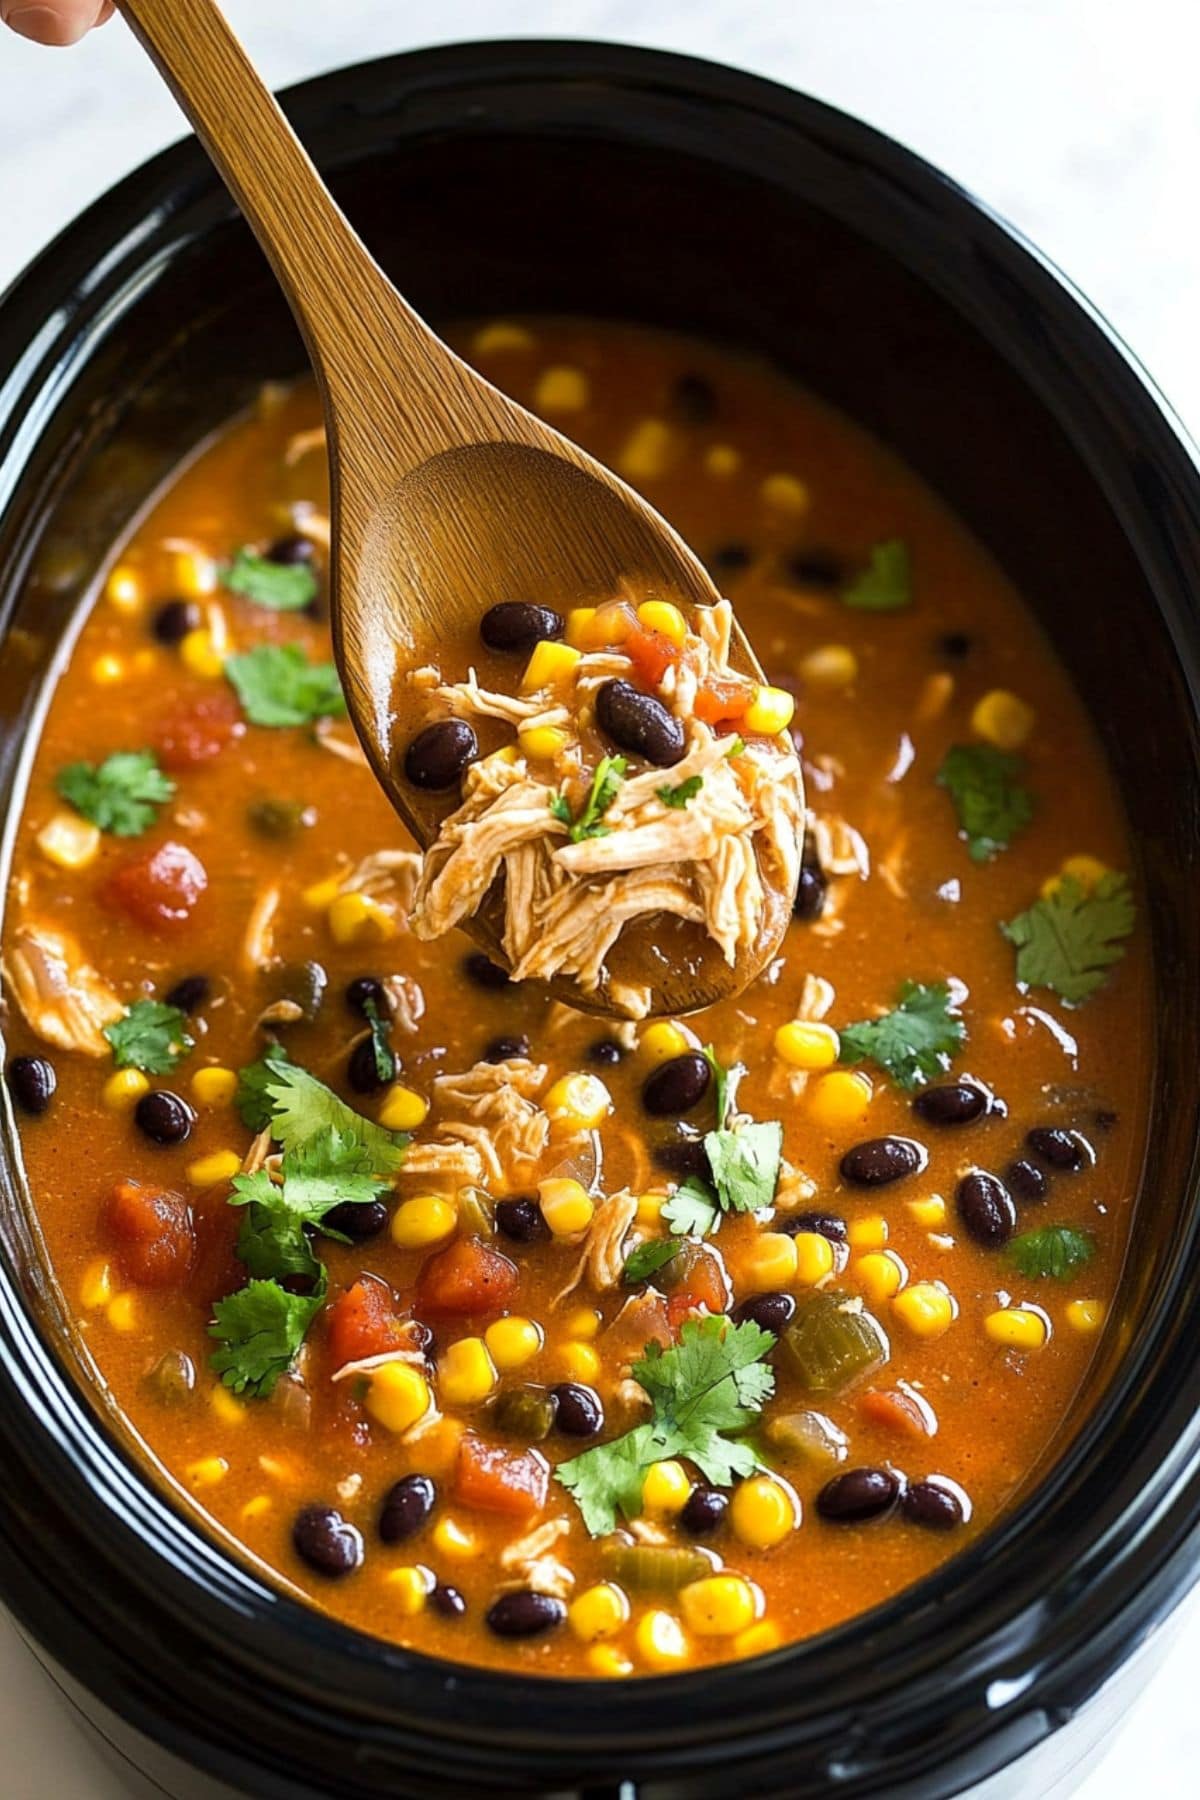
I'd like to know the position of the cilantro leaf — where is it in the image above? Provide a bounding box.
[556,1316,774,1535]
[104,999,193,1074]
[230,1126,390,1276]
[234,1193,324,1283]
[1001,873,1135,1005]
[703,1044,743,1130]
[548,792,573,827]
[56,750,174,837]
[362,997,396,1086]
[551,754,627,842]
[622,1239,682,1285]
[937,744,1033,861]
[724,736,745,759]
[1009,1225,1095,1281]
[841,538,911,612]
[209,1274,327,1397]
[657,775,703,809]
[704,1120,782,1215]
[225,643,347,728]
[260,1060,408,1174]
[223,546,318,612]
[838,980,966,1091]
[661,1176,720,1239]
[235,1043,293,1131]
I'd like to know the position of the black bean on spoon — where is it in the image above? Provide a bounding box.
[378,1474,437,1544]
[480,601,565,652]
[134,1090,195,1147]
[913,1082,995,1128]
[486,1589,565,1638]
[840,1137,927,1187]
[403,718,478,790]
[292,1504,363,1577]
[595,679,686,768]
[817,1466,902,1524]
[6,1054,56,1116]
[642,1052,711,1118]
[956,1169,1016,1248]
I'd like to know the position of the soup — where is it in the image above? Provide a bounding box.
[0,318,1150,1676]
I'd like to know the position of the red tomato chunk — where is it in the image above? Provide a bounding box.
[103,840,208,930]
[155,691,243,771]
[454,1435,549,1518]
[415,1238,518,1318]
[104,1178,194,1287]
[326,1277,405,1368]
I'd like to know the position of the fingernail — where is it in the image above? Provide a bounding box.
[5,5,87,44]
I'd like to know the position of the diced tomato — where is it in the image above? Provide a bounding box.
[694,674,752,727]
[414,1237,518,1318]
[103,840,208,931]
[625,626,680,689]
[326,1277,405,1368]
[859,1386,937,1438]
[666,1242,730,1332]
[601,1290,671,1367]
[454,1434,549,1518]
[154,691,243,771]
[104,1178,194,1287]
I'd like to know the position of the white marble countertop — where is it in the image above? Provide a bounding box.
[1,1,1197,1793]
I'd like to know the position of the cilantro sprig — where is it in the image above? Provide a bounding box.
[1001,873,1134,1005]
[223,546,318,612]
[104,999,193,1074]
[661,1046,781,1237]
[231,1126,393,1280]
[556,1315,774,1535]
[841,538,911,612]
[56,750,174,837]
[937,744,1034,862]
[210,1277,328,1398]
[622,1239,682,1286]
[550,755,628,842]
[225,643,347,728]
[657,774,703,809]
[838,980,966,1091]
[1009,1225,1095,1281]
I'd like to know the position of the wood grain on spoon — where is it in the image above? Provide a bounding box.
[117,0,802,1015]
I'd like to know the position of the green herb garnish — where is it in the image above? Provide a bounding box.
[231,1126,393,1277]
[661,1176,721,1239]
[104,999,193,1074]
[235,1042,294,1132]
[209,1275,328,1399]
[661,1047,780,1237]
[362,996,396,1086]
[1001,873,1135,1005]
[841,538,911,612]
[56,750,174,837]
[550,754,628,842]
[1009,1225,1096,1281]
[838,979,966,1091]
[223,547,318,612]
[225,643,347,728]
[657,775,703,809]
[937,743,1034,862]
[622,1239,682,1286]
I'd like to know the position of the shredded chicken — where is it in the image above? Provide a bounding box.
[808,811,870,879]
[239,1129,275,1177]
[241,883,280,973]
[774,1158,820,1212]
[3,920,123,1054]
[313,715,367,765]
[383,972,425,1034]
[554,1189,639,1304]
[285,426,327,466]
[407,1058,552,1196]
[499,1517,574,1598]
[336,849,422,914]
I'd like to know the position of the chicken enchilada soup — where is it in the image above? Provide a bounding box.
[1,318,1149,1676]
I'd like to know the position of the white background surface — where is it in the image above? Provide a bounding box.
[0,1,1197,1793]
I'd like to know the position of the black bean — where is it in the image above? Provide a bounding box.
[817,1466,901,1523]
[956,1170,1016,1248]
[134,1090,194,1147]
[732,1291,796,1335]
[680,1485,729,1536]
[484,1034,530,1064]
[652,1133,712,1182]
[1004,1158,1049,1204]
[595,679,686,768]
[902,1479,965,1532]
[266,533,316,566]
[403,718,479,791]
[793,861,828,922]
[708,543,752,575]
[486,1589,565,1638]
[270,959,328,1023]
[324,1199,388,1241]
[642,1052,711,1118]
[479,601,565,652]
[551,1382,604,1438]
[783,1210,848,1244]
[165,973,209,1013]
[937,631,973,661]
[347,1036,390,1095]
[588,1037,626,1067]
[669,373,718,424]
[292,1505,363,1577]
[152,598,201,644]
[840,1137,927,1188]
[913,1082,993,1128]
[345,975,388,1019]
[6,1054,56,1116]
[463,951,511,991]
[785,549,843,590]
[378,1474,436,1544]
[495,1197,547,1243]
[429,1582,467,1618]
[1026,1126,1086,1171]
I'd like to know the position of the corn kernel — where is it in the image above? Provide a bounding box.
[565,606,598,648]
[518,723,571,760]
[538,1177,595,1238]
[680,1575,758,1638]
[792,1230,836,1286]
[730,1475,798,1549]
[635,1609,689,1669]
[484,1315,543,1371]
[855,1251,907,1304]
[807,1069,872,1131]
[760,472,810,514]
[105,565,143,613]
[391,1194,456,1250]
[186,1150,242,1188]
[893,1281,956,1339]
[985,1306,1049,1350]
[191,1065,238,1107]
[378,1084,429,1132]
[534,366,589,413]
[799,644,858,689]
[906,1195,947,1230]
[704,444,741,478]
[544,1072,611,1132]
[327,890,397,945]
[413,1417,464,1474]
[521,639,582,692]
[241,1494,272,1522]
[744,684,796,736]
[178,628,225,680]
[301,873,343,910]
[734,1620,783,1658]
[386,1564,434,1616]
[565,1306,601,1340]
[366,1360,432,1433]
[1065,1298,1105,1334]
[773,1019,839,1071]
[90,653,124,686]
[103,1067,150,1112]
[472,321,535,356]
[640,1020,692,1064]
[172,548,219,599]
[972,688,1035,751]
[438,1337,497,1407]
[554,1340,601,1384]
[642,1459,692,1515]
[187,1456,229,1488]
[211,1384,246,1426]
[106,1292,137,1332]
[587,1643,634,1678]
[635,1192,665,1229]
[742,1232,799,1293]
[37,811,101,871]
[568,1581,630,1642]
[636,600,688,646]
[1043,854,1111,900]
[847,1215,888,1252]
[432,1516,478,1560]
[617,419,676,482]
[80,1257,113,1310]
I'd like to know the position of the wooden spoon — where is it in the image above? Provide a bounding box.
[118,0,802,1016]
